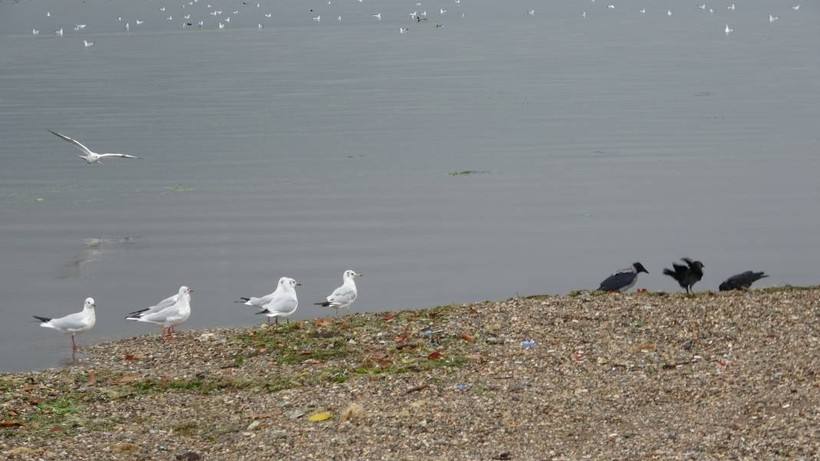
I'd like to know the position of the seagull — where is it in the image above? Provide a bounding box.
[32,28,39,35]
[125,290,180,332]
[727,4,735,11]
[639,8,646,14]
[439,8,446,14]
[608,5,614,9]
[698,4,706,10]
[258,23,263,29]
[719,271,768,291]
[400,27,408,34]
[663,258,705,295]
[581,11,586,18]
[792,5,800,11]
[218,22,225,29]
[725,24,734,35]
[598,262,649,292]
[46,11,51,17]
[769,14,779,23]
[48,130,141,164]
[314,270,363,315]
[136,19,144,25]
[83,40,95,47]
[251,277,301,325]
[264,13,272,18]
[127,286,192,338]
[126,22,130,31]
[667,9,672,16]
[33,297,96,358]
[528,9,535,16]
[372,13,381,20]
[55,28,64,36]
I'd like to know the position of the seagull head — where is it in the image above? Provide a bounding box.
[344,270,363,280]
[85,297,96,309]
[280,277,301,288]
[632,262,649,274]
[179,285,193,296]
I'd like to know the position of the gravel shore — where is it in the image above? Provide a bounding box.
[1,288,818,460]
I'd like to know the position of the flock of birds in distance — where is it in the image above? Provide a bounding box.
[25,0,805,46]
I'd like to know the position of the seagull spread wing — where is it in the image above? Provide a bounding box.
[48,130,94,156]
[99,153,141,159]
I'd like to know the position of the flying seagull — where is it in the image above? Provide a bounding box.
[719,271,768,291]
[663,258,704,295]
[253,277,301,325]
[315,270,362,315]
[33,297,96,358]
[48,130,141,164]
[598,262,649,292]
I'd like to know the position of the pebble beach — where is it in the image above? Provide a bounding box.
[1,287,818,460]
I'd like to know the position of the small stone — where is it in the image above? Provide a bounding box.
[247,420,261,431]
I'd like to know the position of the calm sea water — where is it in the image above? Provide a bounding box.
[1,0,818,371]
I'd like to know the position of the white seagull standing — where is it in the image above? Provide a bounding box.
[314,270,363,315]
[725,24,734,35]
[127,286,192,339]
[249,277,301,325]
[33,297,96,358]
[48,130,141,164]
[126,289,180,332]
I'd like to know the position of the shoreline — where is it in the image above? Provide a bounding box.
[1,288,818,460]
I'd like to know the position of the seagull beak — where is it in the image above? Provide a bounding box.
[296,283,302,286]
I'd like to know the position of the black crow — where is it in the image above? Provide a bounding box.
[598,262,649,292]
[663,258,704,294]
[719,271,768,291]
